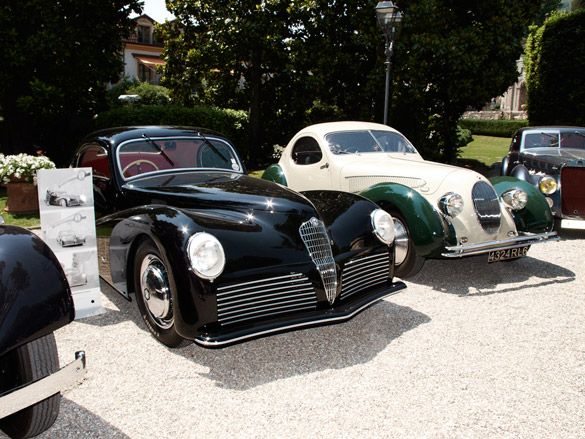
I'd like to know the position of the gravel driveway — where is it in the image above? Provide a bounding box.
[7,230,584,438]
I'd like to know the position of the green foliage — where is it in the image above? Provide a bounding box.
[456,127,473,149]
[0,0,142,164]
[127,83,171,105]
[459,119,529,137]
[94,105,250,157]
[525,9,585,126]
[106,76,139,107]
[390,1,545,163]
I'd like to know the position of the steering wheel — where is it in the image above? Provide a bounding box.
[122,159,159,177]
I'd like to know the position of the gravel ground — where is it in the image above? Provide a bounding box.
[5,230,585,438]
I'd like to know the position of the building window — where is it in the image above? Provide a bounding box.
[137,25,151,44]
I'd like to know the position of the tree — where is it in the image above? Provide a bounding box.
[389,1,552,163]
[525,9,585,126]
[0,0,141,163]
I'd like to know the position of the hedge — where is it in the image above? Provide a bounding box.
[459,119,528,137]
[525,10,585,126]
[94,105,250,157]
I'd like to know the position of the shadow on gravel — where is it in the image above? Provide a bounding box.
[408,255,575,297]
[32,399,130,439]
[556,228,585,241]
[178,301,428,390]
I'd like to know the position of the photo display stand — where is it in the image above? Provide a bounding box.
[37,168,104,319]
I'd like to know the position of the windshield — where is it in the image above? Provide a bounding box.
[117,136,243,179]
[523,130,585,150]
[325,130,417,155]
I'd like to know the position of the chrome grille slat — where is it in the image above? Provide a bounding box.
[216,273,317,326]
[217,282,312,300]
[340,252,390,300]
[471,181,501,234]
[218,291,315,312]
[299,217,338,304]
[220,305,318,325]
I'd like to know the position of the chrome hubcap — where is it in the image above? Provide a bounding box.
[140,255,173,329]
[393,218,409,266]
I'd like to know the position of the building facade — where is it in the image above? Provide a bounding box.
[122,15,165,84]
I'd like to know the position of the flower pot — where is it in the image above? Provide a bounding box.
[5,181,39,214]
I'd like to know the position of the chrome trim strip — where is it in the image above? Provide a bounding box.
[343,257,389,273]
[344,252,389,266]
[195,285,405,347]
[217,273,305,292]
[341,276,388,298]
[342,262,389,282]
[218,294,317,315]
[0,352,86,419]
[219,305,318,326]
[220,302,317,322]
[217,280,312,298]
[442,231,559,257]
[218,288,314,308]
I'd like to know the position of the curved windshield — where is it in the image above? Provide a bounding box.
[325,130,417,155]
[117,136,243,179]
[523,130,585,150]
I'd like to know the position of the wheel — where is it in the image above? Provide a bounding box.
[0,334,61,439]
[388,209,425,278]
[133,239,186,347]
[58,199,67,207]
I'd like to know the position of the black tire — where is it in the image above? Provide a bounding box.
[133,239,187,348]
[58,199,67,207]
[0,334,61,439]
[388,209,425,279]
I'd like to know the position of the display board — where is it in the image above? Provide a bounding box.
[37,168,104,318]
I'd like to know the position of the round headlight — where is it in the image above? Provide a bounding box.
[439,192,464,217]
[371,209,395,245]
[187,232,226,280]
[501,189,528,210]
[538,175,557,195]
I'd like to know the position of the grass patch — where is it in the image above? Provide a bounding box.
[248,169,264,178]
[0,187,41,228]
[456,135,510,176]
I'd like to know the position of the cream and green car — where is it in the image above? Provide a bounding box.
[263,121,558,278]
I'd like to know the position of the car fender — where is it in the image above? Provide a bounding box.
[262,164,288,186]
[0,226,74,357]
[500,156,510,176]
[359,183,449,258]
[509,164,535,183]
[489,176,554,233]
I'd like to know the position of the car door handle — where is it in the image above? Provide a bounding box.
[320,163,329,170]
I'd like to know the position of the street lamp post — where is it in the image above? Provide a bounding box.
[375,1,403,125]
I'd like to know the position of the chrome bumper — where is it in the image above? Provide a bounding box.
[0,351,86,419]
[442,231,559,258]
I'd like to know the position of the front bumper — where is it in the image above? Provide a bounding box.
[442,231,559,258]
[0,351,86,419]
[194,281,406,347]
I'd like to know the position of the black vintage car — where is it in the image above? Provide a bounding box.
[45,189,85,207]
[0,220,86,438]
[501,126,585,229]
[72,126,406,348]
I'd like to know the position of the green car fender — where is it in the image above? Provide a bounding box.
[261,164,288,186]
[360,183,450,258]
[489,176,554,233]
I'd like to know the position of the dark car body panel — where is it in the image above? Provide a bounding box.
[75,126,405,346]
[0,226,74,357]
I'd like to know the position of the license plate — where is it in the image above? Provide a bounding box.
[487,246,529,263]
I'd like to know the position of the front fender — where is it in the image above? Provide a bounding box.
[359,183,448,258]
[262,164,288,186]
[489,177,554,233]
[0,226,74,357]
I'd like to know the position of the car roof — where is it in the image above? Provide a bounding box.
[82,126,226,149]
[516,126,585,134]
[297,121,401,137]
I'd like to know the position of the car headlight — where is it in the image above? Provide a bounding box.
[79,194,87,203]
[187,232,226,280]
[501,189,528,210]
[439,192,464,217]
[371,209,395,245]
[538,175,557,195]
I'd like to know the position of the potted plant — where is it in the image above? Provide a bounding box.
[0,153,55,214]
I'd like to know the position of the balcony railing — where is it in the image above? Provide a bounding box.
[124,34,164,47]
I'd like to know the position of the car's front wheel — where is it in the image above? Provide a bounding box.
[389,210,425,279]
[133,239,187,348]
[0,333,61,439]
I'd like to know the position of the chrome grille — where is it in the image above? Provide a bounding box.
[340,252,390,300]
[561,167,585,216]
[299,217,338,304]
[216,274,317,326]
[471,181,501,234]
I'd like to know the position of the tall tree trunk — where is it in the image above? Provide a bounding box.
[248,48,263,167]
